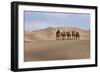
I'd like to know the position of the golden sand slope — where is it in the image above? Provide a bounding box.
[24,27,90,61]
[24,40,90,61]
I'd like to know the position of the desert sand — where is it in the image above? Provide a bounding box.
[24,27,90,62]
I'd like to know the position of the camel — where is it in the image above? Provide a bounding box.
[61,31,66,40]
[66,31,71,40]
[75,32,80,40]
[71,30,76,40]
[56,29,60,40]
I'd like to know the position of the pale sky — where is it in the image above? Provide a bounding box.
[24,11,90,32]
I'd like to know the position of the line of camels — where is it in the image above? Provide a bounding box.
[56,29,80,40]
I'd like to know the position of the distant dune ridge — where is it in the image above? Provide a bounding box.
[25,27,90,41]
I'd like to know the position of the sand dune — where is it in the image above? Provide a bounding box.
[24,27,90,62]
[25,27,90,41]
[24,40,90,61]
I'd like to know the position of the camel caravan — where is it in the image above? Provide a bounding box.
[56,29,80,40]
